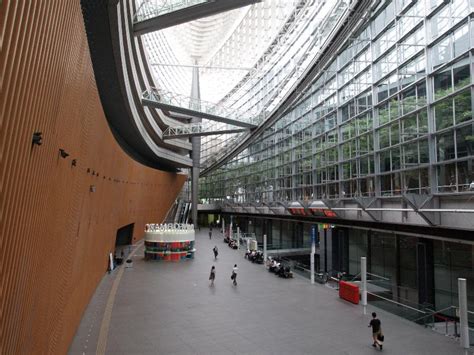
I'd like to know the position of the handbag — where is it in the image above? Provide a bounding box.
[377,333,384,342]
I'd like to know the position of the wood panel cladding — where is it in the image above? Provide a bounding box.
[0,1,187,353]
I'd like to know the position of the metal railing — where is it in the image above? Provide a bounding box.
[163,123,247,138]
[411,306,474,345]
[366,292,428,322]
[259,242,312,251]
[134,0,207,23]
[143,88,263,125]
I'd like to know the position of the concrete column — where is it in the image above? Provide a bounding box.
[263,234,267,263]
[230,219,233,240]
[458,278,470,349]
[361,257,367,314]
[222,218,225,235]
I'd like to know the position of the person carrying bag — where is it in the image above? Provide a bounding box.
[368,312,384,350]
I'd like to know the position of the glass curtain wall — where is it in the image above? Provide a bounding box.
[200,0,474,203]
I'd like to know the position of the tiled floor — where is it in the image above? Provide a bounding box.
[69,228,467,355]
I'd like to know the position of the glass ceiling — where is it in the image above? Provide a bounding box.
[140,0,352,167]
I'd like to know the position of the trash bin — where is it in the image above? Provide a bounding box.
[125,259,133,268]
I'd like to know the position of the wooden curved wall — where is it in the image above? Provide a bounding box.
[0,1,186,353]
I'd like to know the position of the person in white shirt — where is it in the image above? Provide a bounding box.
[231,264,238,285]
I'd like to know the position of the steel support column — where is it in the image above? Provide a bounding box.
[191,59,201,227]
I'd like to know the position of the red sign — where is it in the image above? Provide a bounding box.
[288,208,307,216]
[309,208,337,218]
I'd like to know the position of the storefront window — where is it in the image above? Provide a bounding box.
[399,236,417,297]
[433,241,474,310]
[370,232,397,280]
[348,229,368,275]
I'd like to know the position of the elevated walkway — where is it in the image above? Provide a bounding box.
[134,0,262,36]
[163,123,248,139]
[142,88,258,129]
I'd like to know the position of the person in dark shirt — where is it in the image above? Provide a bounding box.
[368,312,383,350]
[209,266,216,286]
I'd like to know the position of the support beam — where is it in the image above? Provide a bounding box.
[134,0,262,36]
[354,197,381,222]
[190,61,201,228]
[151,62,252,71]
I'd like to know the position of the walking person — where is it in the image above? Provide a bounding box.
[368,312,383,350]
[209,266,216,286]
[209,230,212,239]
[231,264,238,286]
[213,246,218,260]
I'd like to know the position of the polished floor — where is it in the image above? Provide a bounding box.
[69,228,467,354]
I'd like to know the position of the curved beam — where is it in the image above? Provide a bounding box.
[80,0,192,170]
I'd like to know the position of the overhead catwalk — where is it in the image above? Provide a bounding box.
[133,0,262,35]
[142,88,259,129]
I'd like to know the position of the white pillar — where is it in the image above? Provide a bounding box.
[222,218,225,235]
[361,257,367,314]
[263,234,267,264]
[310,225,316,284]
[230,220,233,240]
[458,278,470,349]
[237,227,240,249]
[310,240,315,284]
[109,252,114,272]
